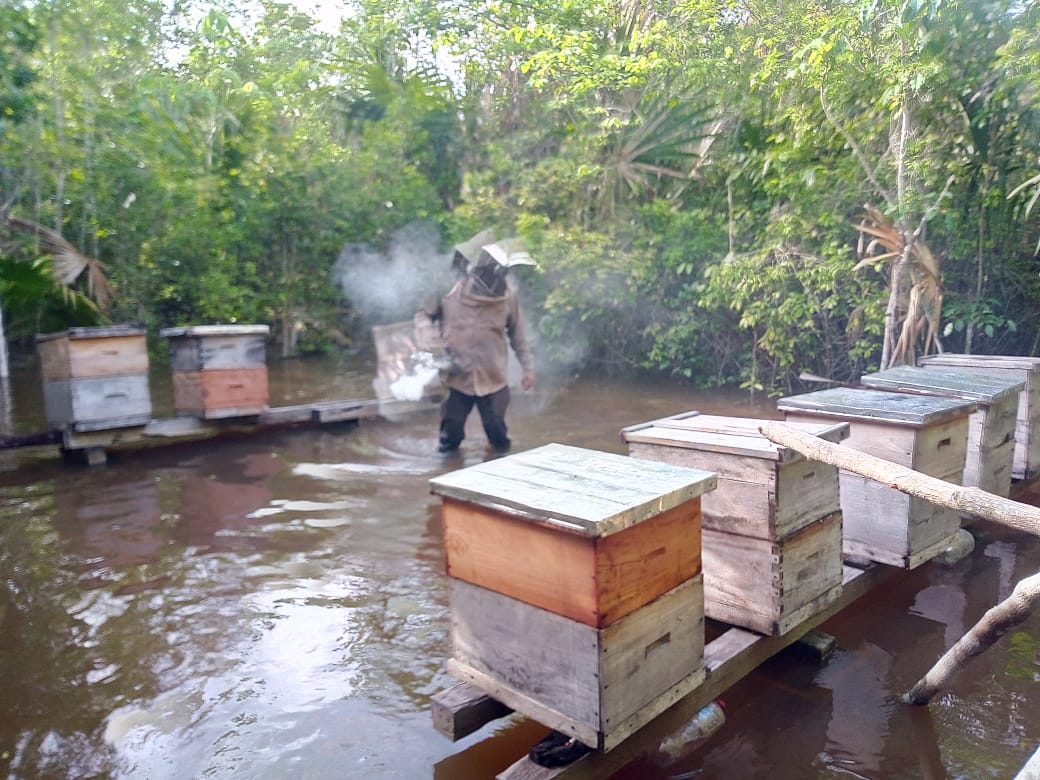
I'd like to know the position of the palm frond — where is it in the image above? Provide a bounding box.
[2,214,112,311]
[856,204,943,366]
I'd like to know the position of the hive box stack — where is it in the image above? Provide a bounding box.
[622,413,847,636]
[430,443,717,752]
[160,325,270,419]
[860,365,1023,497]
[778,388,975,569]
[919,354,1040,481]
[36,325,152,432]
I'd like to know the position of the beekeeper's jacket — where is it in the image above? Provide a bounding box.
[414,274,534,398]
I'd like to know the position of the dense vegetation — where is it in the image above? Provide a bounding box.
[2,0,1039,392]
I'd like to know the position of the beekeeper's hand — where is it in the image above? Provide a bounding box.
[521,370,536,391]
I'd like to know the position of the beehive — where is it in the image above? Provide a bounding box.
[622,413,847,635]
[36,325,151,431]
[778,388,974,569]
[861,365,1022,497]
[919,354,1040,481]
[430,443,716,751]
[160,325,269,418]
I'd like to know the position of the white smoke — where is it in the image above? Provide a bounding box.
[333,221,456,325]
[388,351,445,401]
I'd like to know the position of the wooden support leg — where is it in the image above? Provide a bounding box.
[85,446,108,466]
[789,629,836,665]
[60,445,108,466]
[432,682,513,741]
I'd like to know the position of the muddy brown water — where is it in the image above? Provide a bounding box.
[1,354,1039,779]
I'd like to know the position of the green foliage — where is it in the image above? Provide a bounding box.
[0,255,103,342]
[0,2,39,130]
[533,227,657,376]
[941,297,1020,352]
[698,247,885,393]
[2,0,1040,385]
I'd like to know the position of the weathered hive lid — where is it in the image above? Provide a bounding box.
[36,324,145,342]
[860,365,1023,406]
[777,387,976,426]
[159,324,270,338]
[621,411,849,464]
[429,442,717,537]
[919,353,1040,373]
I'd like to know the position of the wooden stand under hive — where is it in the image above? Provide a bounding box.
[36,324,152,432]
[860,365,1023,497]
[430,443,716,752]
[918,354,1040,481]
[160,325,270,419]
[778,388,975,569]
[622,412,847,636]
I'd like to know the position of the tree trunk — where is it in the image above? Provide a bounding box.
[0,301,8,379]
[758,422,1040,535]
[903,572,1040,704]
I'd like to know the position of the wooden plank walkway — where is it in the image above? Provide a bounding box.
[18,397,439,464]
[432,562,895,779]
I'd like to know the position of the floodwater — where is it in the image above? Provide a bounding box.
[1,353,1039,779]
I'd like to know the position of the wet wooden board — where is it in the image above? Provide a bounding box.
[622,413,849,463]
[861,365,1023,405]
[432,682,513,741]
[430,443,717,537]
[777,387,976,426]
[466,563,895,779]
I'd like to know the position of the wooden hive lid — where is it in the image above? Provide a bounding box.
[918,353,1040,373]
[36,324,146,342]
[621,411,849,464]
[860,365,1024,405]
[159,324,270,339]
[776,387,976,426]
[429,442,717,537]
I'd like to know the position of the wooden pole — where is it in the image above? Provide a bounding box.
[902,571,1040,704]
[757,421,1040,535]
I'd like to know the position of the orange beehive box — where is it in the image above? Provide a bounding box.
[170,367,269,419]
[431,443,716,751]
[431,443,716,629]
[161,325,270,419]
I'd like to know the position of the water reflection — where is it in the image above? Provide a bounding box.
[0,356,1039,779]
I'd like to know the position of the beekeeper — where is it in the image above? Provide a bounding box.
[414,235,536,453]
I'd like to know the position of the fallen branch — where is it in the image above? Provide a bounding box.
[758,421,1040,535]
[902,571,1040,704]
[758,421,1040,706]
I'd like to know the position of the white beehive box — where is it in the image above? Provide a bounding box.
[778,388,975,569]
[918,354,1040,481]
[861,365,1022,497]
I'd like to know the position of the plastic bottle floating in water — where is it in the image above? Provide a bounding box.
[656,700,726,763]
